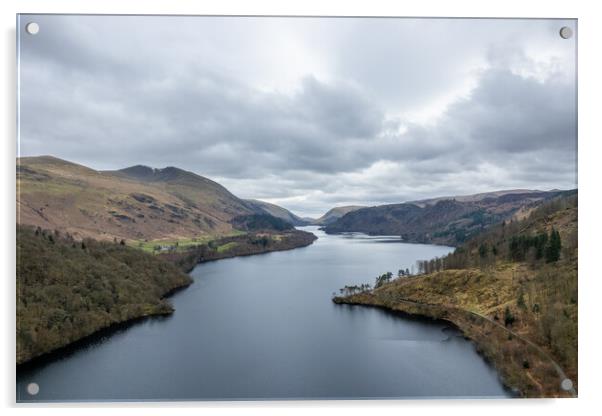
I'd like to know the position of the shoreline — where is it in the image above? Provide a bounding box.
[17,279,193,368]
[159,229,318,273]
[332,294,575,398]
[17,231,318,368]
[320,229,458,248]
[332,297,516,397]
[17,306,175,370]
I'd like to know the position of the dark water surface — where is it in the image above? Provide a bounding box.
[17,227,509,401]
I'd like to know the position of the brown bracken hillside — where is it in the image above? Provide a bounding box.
[17,156,259,241]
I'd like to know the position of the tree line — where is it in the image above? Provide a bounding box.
[508,229,561,263]
[415,226,563,275]
[336,269,416,298]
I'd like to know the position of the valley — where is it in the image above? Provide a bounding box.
[16,155,578,400]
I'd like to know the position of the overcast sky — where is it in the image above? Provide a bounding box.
[18,15,577,217]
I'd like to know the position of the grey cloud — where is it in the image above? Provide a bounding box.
[18,15,577,217]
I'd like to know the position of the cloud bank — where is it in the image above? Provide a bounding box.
[19,16,577,217]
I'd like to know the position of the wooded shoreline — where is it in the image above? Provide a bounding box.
[158,230,318,273]
[17,227,317,366]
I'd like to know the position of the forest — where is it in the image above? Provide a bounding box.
[16,225,192,364]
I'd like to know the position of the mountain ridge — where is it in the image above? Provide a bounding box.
[243,199,310,226]
[408,189,553,207]
[324,189,572,245]
[17,156,293,242]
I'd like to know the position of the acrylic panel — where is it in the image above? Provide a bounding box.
[16,15,577,402]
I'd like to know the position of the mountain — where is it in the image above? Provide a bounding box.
[109,164,255,220]
[323,190,570,245]
[16,156,288,241]
[313,205,366,225]
[334,192,578,397]
[243,199,310,226]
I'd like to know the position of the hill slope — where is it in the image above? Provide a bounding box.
[243,199,309,226]
[408,189,554,207]
[324,190,569,245]
[313,205,366,225]
[17,156,294,241]
[16,225,192,364]
[334,193,577,397]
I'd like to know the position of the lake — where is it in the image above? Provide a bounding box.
[17,226,509,401]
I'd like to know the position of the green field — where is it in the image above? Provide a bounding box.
[129,231,246,254]
[216,242,239,253]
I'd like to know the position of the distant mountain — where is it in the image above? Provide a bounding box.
[323,190,572,245]
[243,199,310,226]
[409,189,553,207]
[16,156,285,241]
[313,205,366,225]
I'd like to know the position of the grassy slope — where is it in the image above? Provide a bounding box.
[16,225,192,365]
[334,195,577,397]
[17,156,255,241]
[129,230,246,253]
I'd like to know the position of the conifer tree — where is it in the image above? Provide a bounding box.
[545,228,561,263]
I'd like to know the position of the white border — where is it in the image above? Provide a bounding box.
[2,1,601,415]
